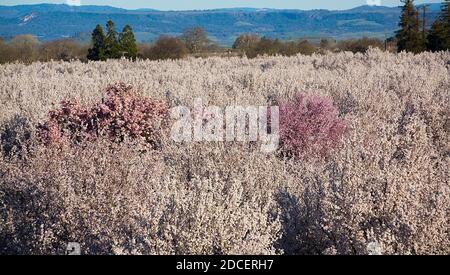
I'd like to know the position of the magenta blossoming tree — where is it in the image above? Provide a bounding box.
[279,93,347,159]
[38,83,168,147]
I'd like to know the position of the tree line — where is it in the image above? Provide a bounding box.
[0,31,389,64]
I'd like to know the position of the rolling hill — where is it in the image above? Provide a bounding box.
[0,3,442,45]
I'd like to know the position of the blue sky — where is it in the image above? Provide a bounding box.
[0,0,439,10]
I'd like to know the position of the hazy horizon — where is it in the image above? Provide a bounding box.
[0,0,440,11]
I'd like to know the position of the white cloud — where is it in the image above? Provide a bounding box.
[366,0,382,6]
[66,0,81,6]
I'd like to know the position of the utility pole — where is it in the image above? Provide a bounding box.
[421,5,430,41]
[384,28,388,51]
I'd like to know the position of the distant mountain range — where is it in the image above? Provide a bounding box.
[0,3,443,46]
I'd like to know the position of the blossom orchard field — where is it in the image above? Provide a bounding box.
[0,49,448,255]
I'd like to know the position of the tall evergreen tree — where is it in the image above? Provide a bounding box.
[396,0,426,53]
[87,24,105,61]
[103,20,121,59]
[118,25,138,59]
[427,19,446,51]
[427,0,450,51]
[440,0,450,49]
